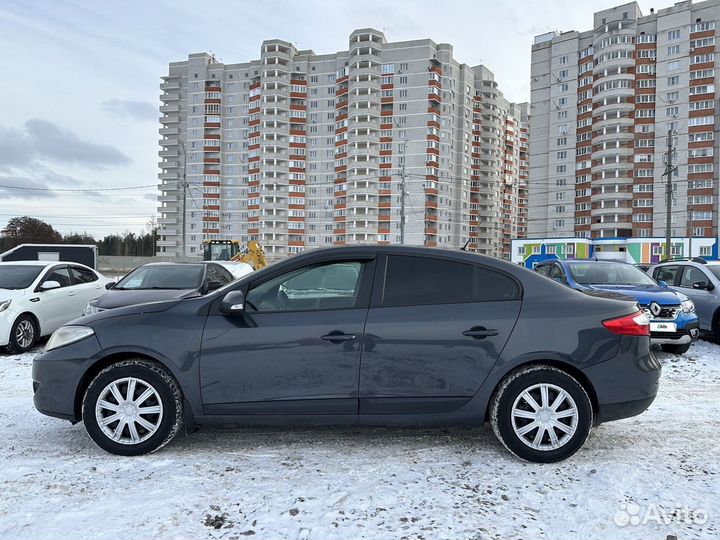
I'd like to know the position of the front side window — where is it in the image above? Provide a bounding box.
[246,261,364,312]
[382,255,520,307]
[44,267,72,288]
[548,265,566,283]
[679,266,710,288]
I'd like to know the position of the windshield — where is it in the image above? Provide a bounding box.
[707,266,720,281]
[568,262,658,286]
[114,265,203,290]
[0,265,45,290]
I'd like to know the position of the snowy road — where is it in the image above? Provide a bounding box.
[1,342,719,539]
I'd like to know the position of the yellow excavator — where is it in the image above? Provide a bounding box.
[202,239,267,270]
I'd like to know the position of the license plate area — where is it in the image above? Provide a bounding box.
[650,322,677,332]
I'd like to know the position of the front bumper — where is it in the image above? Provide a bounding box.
[650,319,700,345]
[32,334,103,422]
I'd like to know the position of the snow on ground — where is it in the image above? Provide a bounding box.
[0,342,719,540]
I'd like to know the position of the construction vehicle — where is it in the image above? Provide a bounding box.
[202,239,267,270]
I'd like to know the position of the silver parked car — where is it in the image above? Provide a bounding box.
[648,257,720,340]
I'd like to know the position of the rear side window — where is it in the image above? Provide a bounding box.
[71,267,98,283]
[382,255,520,307]
[654,265,679,284]
[679,266,710,288]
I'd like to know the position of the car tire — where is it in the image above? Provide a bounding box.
[82,359,183,456]
[660,343,691,355]
[490,365,593,463]
[6,314,38,354]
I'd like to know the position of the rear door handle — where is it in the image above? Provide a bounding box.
[321,333,357,343]
[67,291,76,297]
[463,327,499,339]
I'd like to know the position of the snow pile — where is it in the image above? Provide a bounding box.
[0,343,718,539]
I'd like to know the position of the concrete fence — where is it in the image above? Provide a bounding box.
[97,255,201,274]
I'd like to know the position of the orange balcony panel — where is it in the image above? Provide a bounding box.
[290,117,306,124]
[381,110,393,116]
[381,83,394,90]
[203,169,220,175]
[204,158,220,164]
[381,97,394,104]
[427,120,440,129]
[424,240,438,247]
[204,123,221,129]
[204,99,221,105]
[379,163,392,169]
[204,134,220,140]
[380,123,393,130]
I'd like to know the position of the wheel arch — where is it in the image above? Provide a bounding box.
[73,351,183,421]
[484,359,599,422]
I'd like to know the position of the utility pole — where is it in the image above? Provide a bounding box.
[179,141,187,260]
[399,139,407,245]
[662,128,677,260]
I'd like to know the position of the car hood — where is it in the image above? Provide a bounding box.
[91,288,199,309]
[584,284,686,305]
[70,298,184,326]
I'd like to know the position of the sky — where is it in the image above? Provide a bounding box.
[0,0,659,238]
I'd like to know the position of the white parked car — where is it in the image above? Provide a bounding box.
[0,261,111,353]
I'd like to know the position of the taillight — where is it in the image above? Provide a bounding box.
[602,311,650,336]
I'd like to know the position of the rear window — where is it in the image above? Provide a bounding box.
[382,255,520,307]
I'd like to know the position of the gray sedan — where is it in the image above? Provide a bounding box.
[33,246,660,462]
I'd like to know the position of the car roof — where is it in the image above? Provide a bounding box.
[140,262,204,267]
[0,260,67,266]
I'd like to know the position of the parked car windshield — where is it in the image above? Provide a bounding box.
[568,262,658,286]
[707,265,720,281]
[0,265,45,290]
[114,265,204,290]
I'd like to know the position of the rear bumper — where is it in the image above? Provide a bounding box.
[582,336,661,425]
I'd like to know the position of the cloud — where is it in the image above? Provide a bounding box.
[0,119,131,168]
[102,99,157,121]
[0,175,59,199]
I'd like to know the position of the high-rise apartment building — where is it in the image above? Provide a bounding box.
[157,29,529,259]
[529,0,719,240]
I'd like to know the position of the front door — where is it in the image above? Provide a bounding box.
[200,256,376,415]
[674,265,715,331]
[359,254,522,414]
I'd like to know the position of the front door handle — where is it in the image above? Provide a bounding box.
[321,332,357,343]
[67,291,76,297]
[463,326,499,339]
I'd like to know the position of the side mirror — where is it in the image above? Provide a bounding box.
[658,280,668,289]
[40,280,61,291]
[220,290,246,315]
[693,281,713,291]
[205,280,223,293]
[105,282,116,290]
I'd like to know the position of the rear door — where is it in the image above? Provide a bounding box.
[69,265,104,310]
[359,254,522,414]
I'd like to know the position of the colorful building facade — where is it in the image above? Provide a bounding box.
[512,237,719,268]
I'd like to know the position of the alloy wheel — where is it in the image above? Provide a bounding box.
[15,320,35,350]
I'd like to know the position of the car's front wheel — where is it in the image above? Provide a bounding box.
[490,365,593,463]
[6,314,38,354]
[82,359,183,456]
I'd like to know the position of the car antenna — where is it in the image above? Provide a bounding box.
[461,238,471,251]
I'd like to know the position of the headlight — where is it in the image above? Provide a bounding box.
[681,299,695,313]
[82,303,99,316]
[45,326,95,352]
[0,299,11,313]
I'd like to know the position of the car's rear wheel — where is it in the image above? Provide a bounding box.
[660,343,691,355]
[82,359,183,456]
[490,365,593,463]
[6,315,38,354]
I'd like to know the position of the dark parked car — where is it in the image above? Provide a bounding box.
[82,262,237,315]
[33,246,659,462]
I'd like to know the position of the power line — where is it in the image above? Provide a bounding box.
[0,184,157,192]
